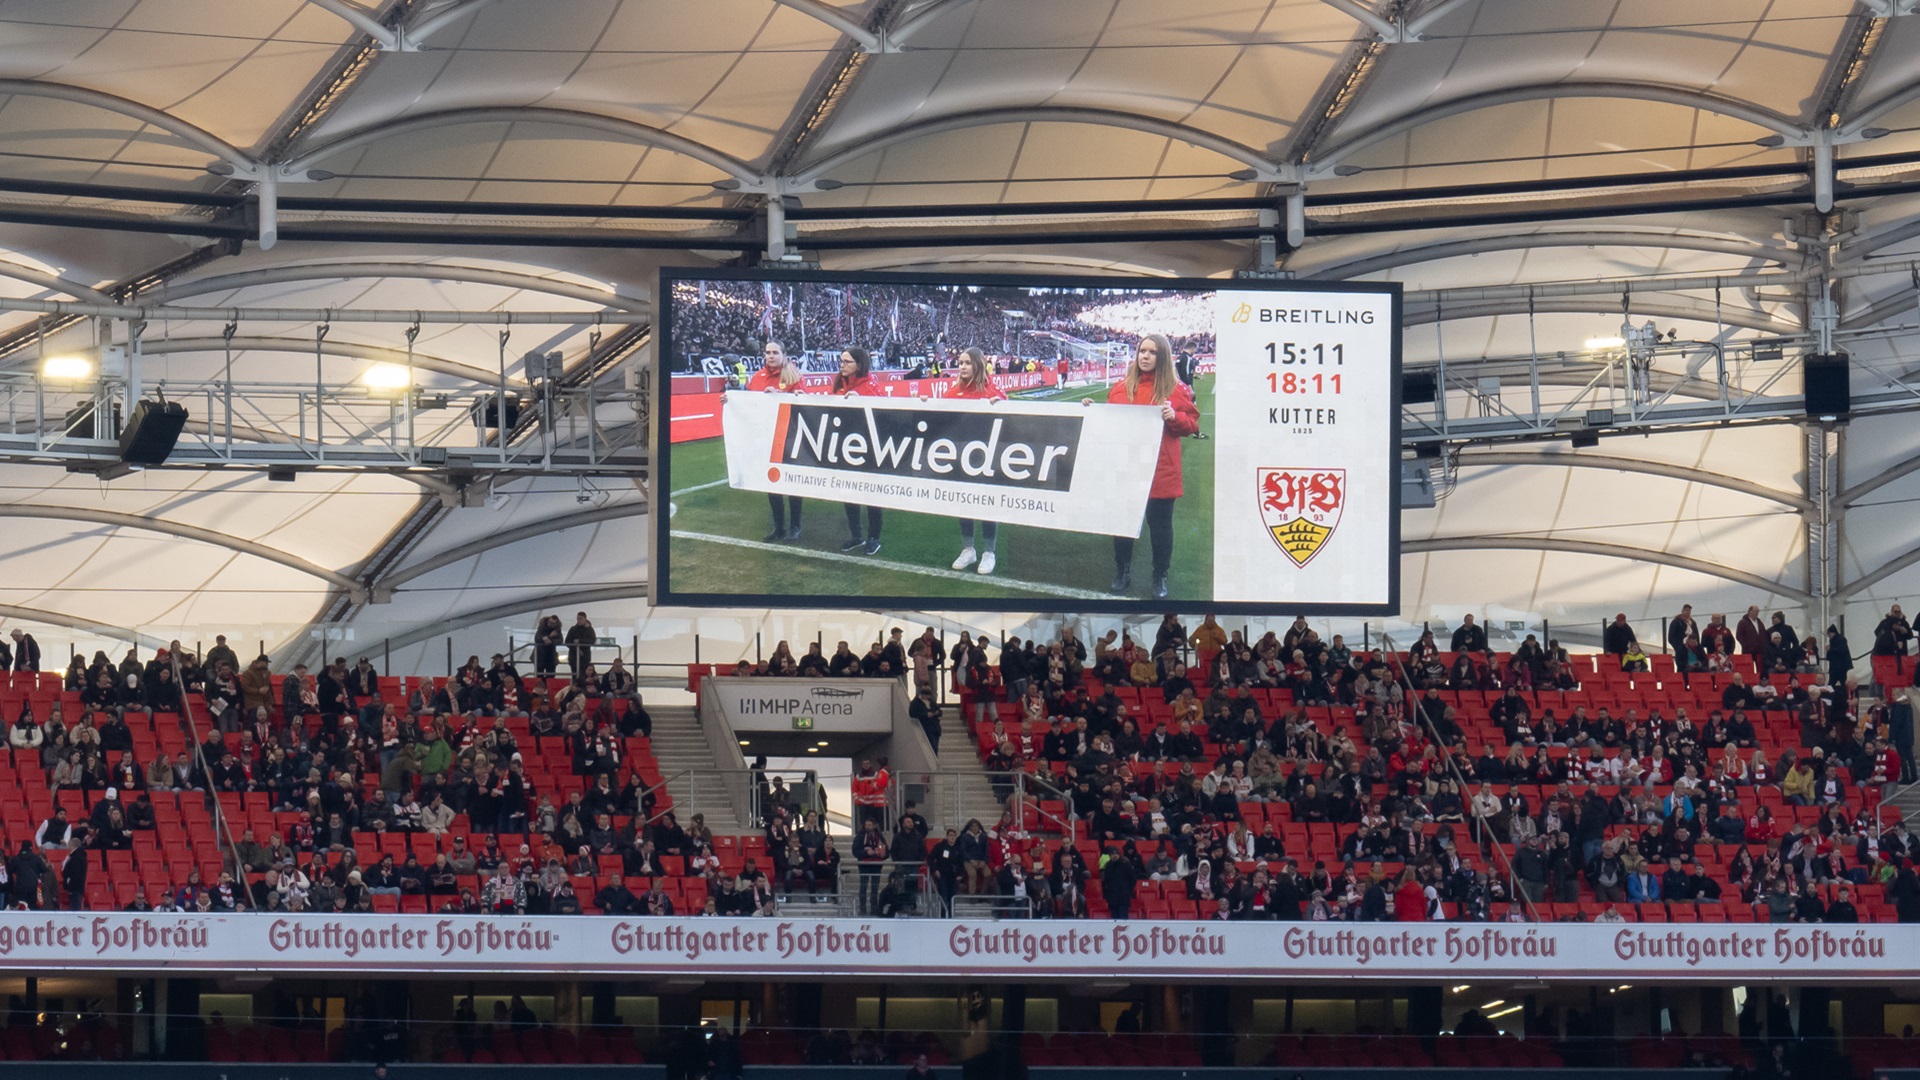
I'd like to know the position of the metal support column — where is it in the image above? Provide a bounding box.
[1807,425,1840,631]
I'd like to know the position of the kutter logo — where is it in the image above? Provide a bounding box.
[1258,468,1345,567]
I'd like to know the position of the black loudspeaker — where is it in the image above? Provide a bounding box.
[1803,353,1851,418]
[471,394,522,430]
[63,401,121,440]
[1403,371,1437,405]
[118,399,188,464]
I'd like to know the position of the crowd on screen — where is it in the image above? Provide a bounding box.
[667,279,1214,374]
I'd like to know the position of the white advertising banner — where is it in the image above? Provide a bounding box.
[1210,288,1398,608]
[0,912,1906,982]
[721,393,1165,537]
[706,677,895,734]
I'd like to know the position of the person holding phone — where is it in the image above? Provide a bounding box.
[943,346,1006,575]
[745,340,805,542]
[1104,333,1199,599]
[832,347,885,555]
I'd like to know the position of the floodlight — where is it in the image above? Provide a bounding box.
[41,355,93,381]
[361,363,412,392]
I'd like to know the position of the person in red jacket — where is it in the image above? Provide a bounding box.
[745,340,805,542]
[1104,333,1200,599]
[944,347,1007,575]
[832,346,886,555]
[1393,870,1428,922]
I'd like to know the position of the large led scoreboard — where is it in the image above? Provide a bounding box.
[655,269,1400,615]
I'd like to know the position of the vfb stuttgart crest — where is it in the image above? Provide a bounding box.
[1258,468,1345,567]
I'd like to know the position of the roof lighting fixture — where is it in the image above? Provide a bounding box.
[41,355,93,381]
[361,363,412,392]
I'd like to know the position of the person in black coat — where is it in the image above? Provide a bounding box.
[9,631,39,673]
[1100,848,1139,920]
[1891,865,1920,924]
[1825,626,1852,683]
[60,846,87,910]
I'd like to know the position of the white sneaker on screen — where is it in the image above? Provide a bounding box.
[952,548,977,570]
[977,552,997,575]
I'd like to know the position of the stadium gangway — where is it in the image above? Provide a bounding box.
[1378,633,1537,923]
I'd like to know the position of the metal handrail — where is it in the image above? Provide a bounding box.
[171,657,244,890]
[1378,634,1538,923]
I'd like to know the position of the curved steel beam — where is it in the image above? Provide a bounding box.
[0,505,359,592]
[157,262,646,311]
[889,0,978,43]
[0,604,166,652]
[375,583,648,653]
[1839,455,1920,507]
[1308,82,1807,175]
[378,501,646,590]
[1403,536,1813,604]
[406,0,505,43]
[1405,295,1801,336]
[1455,451,1813,511]
[0,79,257,174]
[281,107,769,190]
[791,106,1293,186]
[137,335,528,388]
[1843,543,1920,599]
[1839,77,1920,139]
[1838,285,1920,331]
[0,261,115,306]
[134,335,519,387]
[305,0,389,41]
[770,0,880,49]
[1299,231,1798,280]
[306,0,505,51]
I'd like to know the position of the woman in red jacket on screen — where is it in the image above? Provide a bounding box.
[831,346,885,555]
[746,340,805,542]
[1105,332,1200,599]
[944,346,1007,576]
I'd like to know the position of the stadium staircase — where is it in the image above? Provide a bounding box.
[643,704,749,836]
[931,704,1005,828]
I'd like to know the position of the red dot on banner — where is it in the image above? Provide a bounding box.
[767,467,781,482]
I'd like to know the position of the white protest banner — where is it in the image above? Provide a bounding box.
[0,911,1909,982]
[721,393,1164,537]
[707,677,894,734]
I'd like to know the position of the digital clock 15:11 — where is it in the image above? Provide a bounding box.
[1265,342,1345,365]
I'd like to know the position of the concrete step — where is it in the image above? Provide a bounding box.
[645,705,750,835]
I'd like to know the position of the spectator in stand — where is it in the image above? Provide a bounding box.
[1736,605,1767,657]
[1450,615,1488,654]
[1392,869,1426,921]
[1874,605,1913,656]
[1603,614,1637,655]
[1668,604,1699,655]
[1826,624,1853,685]
[10,629,39,672]
[565,612,596,676]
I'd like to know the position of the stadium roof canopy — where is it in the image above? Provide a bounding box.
[0,0,1916,667]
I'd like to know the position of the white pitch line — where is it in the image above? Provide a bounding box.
[670,478,731,496]
[670,529,1115,600]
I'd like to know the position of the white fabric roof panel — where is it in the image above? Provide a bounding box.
[0,0,1907,666]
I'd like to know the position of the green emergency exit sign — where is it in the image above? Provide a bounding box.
[792,715,814,731]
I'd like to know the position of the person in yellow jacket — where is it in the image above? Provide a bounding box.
[1189,615,1228,680]
[1781,758,1817,805]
